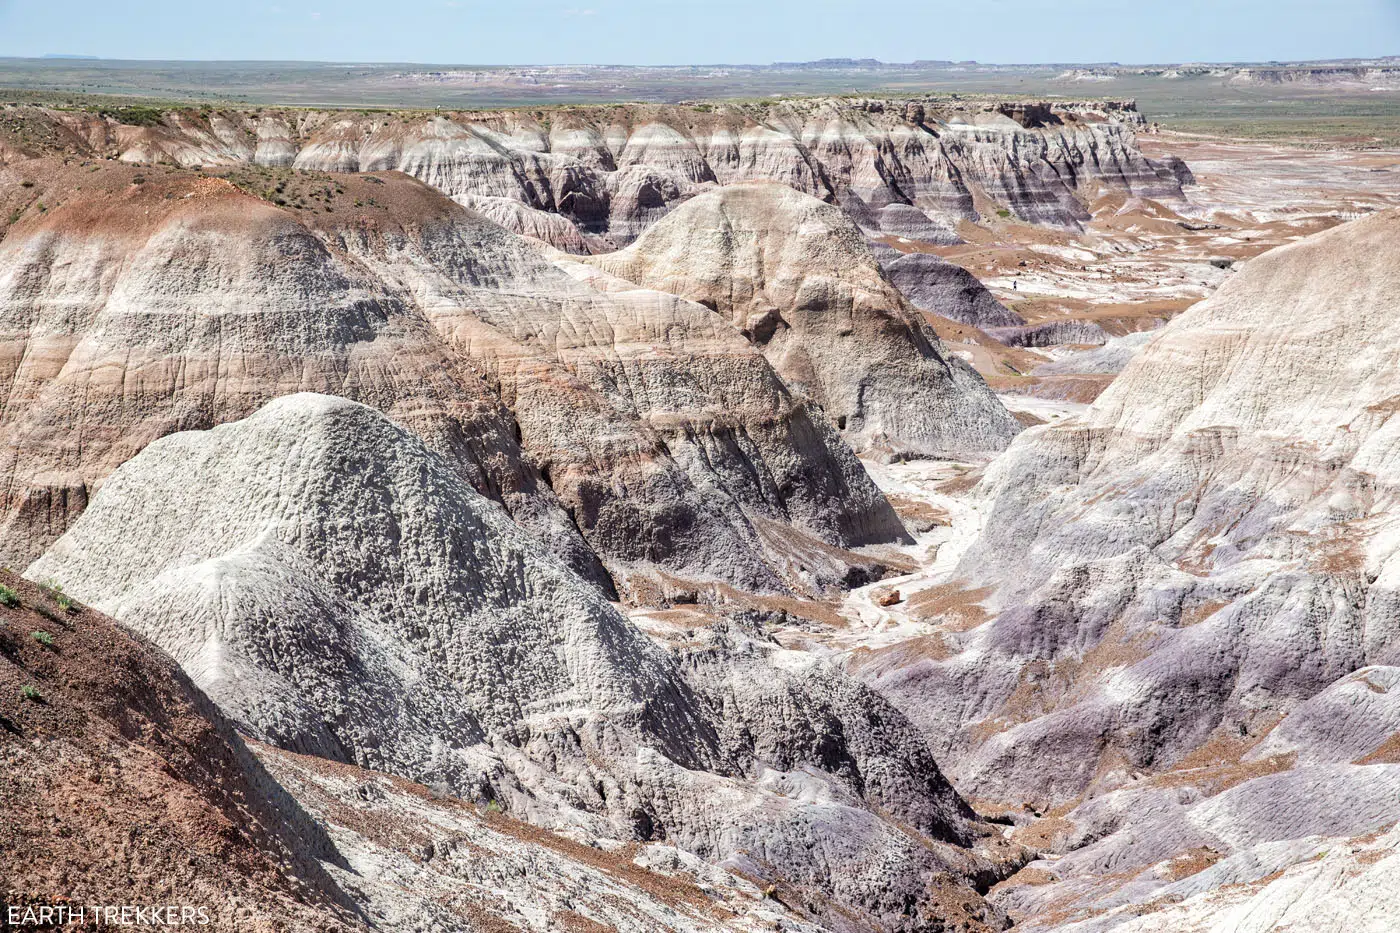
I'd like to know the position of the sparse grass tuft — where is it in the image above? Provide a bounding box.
[21,685,42,703]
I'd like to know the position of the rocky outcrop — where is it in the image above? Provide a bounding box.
[986,320,1109,348]
[0,164,921,600]
[30,394,1020,932]
[589,183,1023,458]
[15,97,1189,248]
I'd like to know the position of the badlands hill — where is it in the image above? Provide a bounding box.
[858,209,1400,927]
[31,393,1026,932]
[0,159,1032,602]
[589,183,1021,457]
[0,570,867,932]
[0,96,1188,251]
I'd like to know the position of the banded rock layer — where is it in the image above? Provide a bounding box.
[19,97,1190,248]
[0,165,1011,599]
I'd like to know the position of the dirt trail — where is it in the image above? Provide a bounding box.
[835,459,990,643]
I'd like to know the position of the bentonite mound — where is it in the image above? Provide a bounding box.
[875,249,1027,329]
[30,394,716,791]
[0,572,358,931]
[589,182,1023,458]
[0,163,916,600]
[855,210,1400,926]
[30,393,1024,933]
[0,568,846,932]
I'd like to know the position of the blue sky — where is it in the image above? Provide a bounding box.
[0,0,1396,65]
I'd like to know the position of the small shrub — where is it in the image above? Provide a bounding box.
[19,180,34,188]
[21,685,42,703]
[95,105,165,128]
[996,208,1012,219]
[31,631,55,647]
[0,584,18,608]
[40,579,73,612]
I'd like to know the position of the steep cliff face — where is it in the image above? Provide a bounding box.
[590,183,1022,458]
[0,163,928,599]
[23,97,1187,249]
[30,394,1022,933]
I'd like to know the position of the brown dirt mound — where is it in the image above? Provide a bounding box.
[0,571,359,931]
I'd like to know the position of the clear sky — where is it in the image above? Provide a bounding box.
[0,0,1396,65]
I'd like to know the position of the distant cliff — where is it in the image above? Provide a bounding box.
[6,96,1190,250]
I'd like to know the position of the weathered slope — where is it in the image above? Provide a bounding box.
[0,162,907,599]
[0,572,358,931]
[30,394,1020,933]
[254,745,834,933]
[321,180,910,593]
[847,209,1400,932]
[864,209,1400,804]
[590,182,1022,457]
